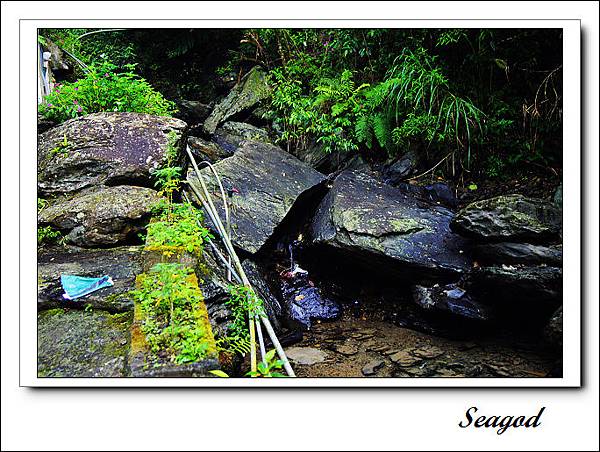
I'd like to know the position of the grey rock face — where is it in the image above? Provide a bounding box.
[310,170,471,277]
[38,309,132,377]
[203,66,270,135]
[451,194,562,243]
[187,140,325,254]
[37,245,144,313]
[38,185,160,247]
[468,265,562,305]
[213,121,271,153]
[544,306,563,349]
[38,112,187,196]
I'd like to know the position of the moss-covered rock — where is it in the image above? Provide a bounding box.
[38,112,187,196]
[310,170,471,278]
[37,309,132,377]
[202,66,270,134]
[38,185,160,247]
[451,194,562,243]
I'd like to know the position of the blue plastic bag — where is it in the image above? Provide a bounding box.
[61,274,114,300]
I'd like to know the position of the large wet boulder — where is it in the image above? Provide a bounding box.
[38,112,187,196]
[38,185,160,247]
[38,308,131,377]
[310,170,471,278]
[291,142,361,175]
[473,242,562,266]
[203,66,270,135]
[187,140,326,254]
[451,194,562,243]
[38,245,144,313]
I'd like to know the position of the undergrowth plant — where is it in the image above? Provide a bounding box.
[217,285,265,356]
[145,202,212,257]
[38,61,176,123]
[132,263,214,364]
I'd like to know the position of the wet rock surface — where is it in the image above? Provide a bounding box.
[38,185,160,247]
[310,170,471,278]
[188,140,325,254]
[38,309,132,377]
[38,112,187,196]
[38,245,143,313]
[451,194,562,243]
[203,66,270,134]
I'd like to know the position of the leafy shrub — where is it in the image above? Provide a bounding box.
[38,61,176,123]
[145,203,212,256]
[37,226,61,245]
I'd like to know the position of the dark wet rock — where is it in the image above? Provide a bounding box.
[412,283,492,321]
[242,260,283,332]
[38,112,187,196]
[187,140,325,254]
[382,151,418,184]
[173,99,212,125]
[310,170,471,278]
[37,113,56,134]
[213,121,271,154]
[451,194,562,243]
[423,183,458,209]
[280,266,341,330]
[285,346,328,365]
[473,242,562,266]
[362,358,385,375]
[38,185,160,247]
[553,183,562,208]
[468,265,562,306]
[544,306,563,349]
[188,136,233,163]
[37,309,131,377]
[38,245,143,313]
[203,66,270,134]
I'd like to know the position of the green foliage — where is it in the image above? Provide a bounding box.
[37,226,62,245]
[145,202,212,256]
[245,349,287,378]
[217,285,265,356]
[38,61,176,123]
[132,263,212,364]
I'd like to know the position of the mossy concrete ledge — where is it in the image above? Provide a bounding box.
[129,245,220,377]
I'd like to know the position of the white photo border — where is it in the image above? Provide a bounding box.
[19,18,581,388]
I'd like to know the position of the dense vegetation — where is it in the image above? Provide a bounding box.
[39,28,562,184]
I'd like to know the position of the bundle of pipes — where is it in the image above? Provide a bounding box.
[184,145,295,377]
